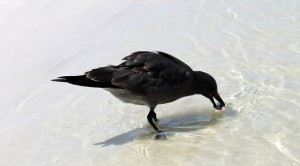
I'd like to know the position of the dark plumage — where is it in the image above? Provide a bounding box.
[52,51,225,132]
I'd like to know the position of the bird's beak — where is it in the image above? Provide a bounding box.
[210,92,225,110]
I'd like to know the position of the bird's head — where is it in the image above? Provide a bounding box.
[193,71,225,110]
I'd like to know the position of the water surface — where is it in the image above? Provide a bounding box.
[0,0,299,165]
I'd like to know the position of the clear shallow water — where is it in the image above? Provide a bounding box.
[0,0,300,165]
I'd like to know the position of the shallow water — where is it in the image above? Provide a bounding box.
[0,0,300,165]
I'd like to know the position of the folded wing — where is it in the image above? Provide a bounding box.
[86,51,192,95]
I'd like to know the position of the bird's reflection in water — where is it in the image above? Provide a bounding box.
[94,109,232,146]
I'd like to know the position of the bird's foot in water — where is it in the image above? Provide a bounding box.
[157,129,164,133]
[154,130,167,140]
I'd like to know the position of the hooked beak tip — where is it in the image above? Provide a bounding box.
[212,93,225,109]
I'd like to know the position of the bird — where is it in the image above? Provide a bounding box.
[52,51,225,132]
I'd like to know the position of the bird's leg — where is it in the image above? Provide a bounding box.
[147,107,159,131]
[153,111,158,122]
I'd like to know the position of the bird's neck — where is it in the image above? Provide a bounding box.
[192,71,210,95]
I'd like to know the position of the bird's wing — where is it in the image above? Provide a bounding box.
[86,51,192,95]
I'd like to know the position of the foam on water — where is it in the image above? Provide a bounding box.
[1,0,300,165]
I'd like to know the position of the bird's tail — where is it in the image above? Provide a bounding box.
[52,75,113,88]
[52,75,85,83]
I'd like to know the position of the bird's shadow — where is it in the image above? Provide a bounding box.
[94,107,237,147]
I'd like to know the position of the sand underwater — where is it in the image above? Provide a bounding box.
[0,0,300,165]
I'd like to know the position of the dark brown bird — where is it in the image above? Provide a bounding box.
[52,51,225,132]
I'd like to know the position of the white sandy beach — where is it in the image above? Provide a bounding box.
[0,0,300,165]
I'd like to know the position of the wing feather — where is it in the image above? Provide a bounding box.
[115,51,192,95]
[85,51,192,95]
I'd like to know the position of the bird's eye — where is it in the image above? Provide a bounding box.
[185,71,191,77]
